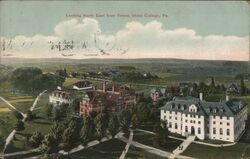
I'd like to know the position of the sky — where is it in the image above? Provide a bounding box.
[0,1,249,61]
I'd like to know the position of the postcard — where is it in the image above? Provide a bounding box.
[0,1,249,159]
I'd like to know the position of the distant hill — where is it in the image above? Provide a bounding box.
[1,58,249,77]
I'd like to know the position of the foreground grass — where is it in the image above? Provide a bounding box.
[183,142,250,159]
[126,145,166,159]
[133,130,182,152]
[63,139,126,159]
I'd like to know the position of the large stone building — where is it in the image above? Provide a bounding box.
[49,90,73,106]
[79,82,136,116]
[160,93,247,142]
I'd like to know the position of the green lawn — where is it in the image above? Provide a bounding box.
[4,152,42,159]
[4,93,54,153]
[6,95,35,114]
[0,100,19,152]
[182,142,250,159]
[63,78,82,89]
[133,130,182,152]
[63,139,126,159]
[195,139,231,145]
[137,122,155,132]
[126,146,166,159]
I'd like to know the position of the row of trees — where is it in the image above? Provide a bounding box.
[11,67,65,93]
[29,111,131,154]
[131,94,161,126]
[113,71,159,82]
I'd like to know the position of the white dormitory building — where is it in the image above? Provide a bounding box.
[49,90,73,106]
[160,93,247,142]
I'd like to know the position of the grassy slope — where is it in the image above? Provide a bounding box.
[133,130,182,152]
[4,93,53,153]
[126,146,166,159]
[183,142,250,159]
[64,139,126,159]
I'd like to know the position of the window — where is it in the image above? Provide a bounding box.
[198,121,201,124]
[185,126,188,132]
[175,112,177,115]
[175,117,177,120]
[185,120,188,123]
[227,117,230,120]
[220,122,222,125]
[170,111,172,114]
[207,127,209,133]
[213,128,216,134]
[185,114,188,117]
[227,129,230,136]
[220,116,222,119]
[193,120,196,124]
[169,116,172,119]
[198,128,201,134]
[213,115,216,119]
[169,122,172,128]
[220,128,223,135]
[198,115,200,119]
[213,121,216,124]
[164,116,166,120]
[175,123,178,129]
[190,120,193,123]
[227,122,230,126]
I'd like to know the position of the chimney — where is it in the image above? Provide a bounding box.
[112,84,115,93]
[226,94,229,101]
[103,81,106,92]
[199,93,203,101]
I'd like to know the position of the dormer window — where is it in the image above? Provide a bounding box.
[189,104,197,113]
[177,104,181,109]
[213,108,218,113]
[219,108,225,113]
[171,103,175,109]
[181,104,186,110]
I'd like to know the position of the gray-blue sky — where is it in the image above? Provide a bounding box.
[0,1,249,37]
[0,1,249,61]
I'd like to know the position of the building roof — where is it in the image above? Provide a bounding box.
[151,88,166,95]
[73,81,92,88]
[227,83,242,93]
[85,91,123,107]
[51,90,72,99]
[160,96,246,117]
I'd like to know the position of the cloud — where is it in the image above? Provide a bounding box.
[1,18,249,61]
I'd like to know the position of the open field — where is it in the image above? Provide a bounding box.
[0,108,11,112]
[4,93,54,153]
[0,100,17,143]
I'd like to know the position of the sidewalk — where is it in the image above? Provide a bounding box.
[169,136,196,159]
[136,128,236,147]
[118,135,194,159]
[119,129,134,159]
